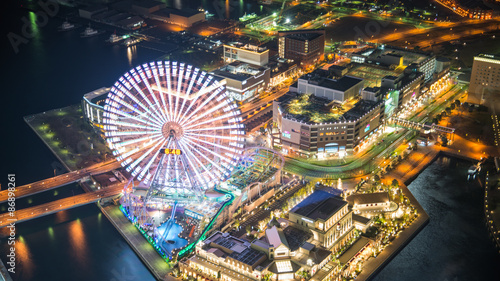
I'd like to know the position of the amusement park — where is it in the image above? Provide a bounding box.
[102,61,284,262]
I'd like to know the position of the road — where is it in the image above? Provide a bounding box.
[0,183,123,228]
[283,81,466,179]
[0,160,121,203]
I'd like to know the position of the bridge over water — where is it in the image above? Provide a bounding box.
[0,160,121,203]
[0,184,123,228]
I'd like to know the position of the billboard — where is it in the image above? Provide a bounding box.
[384,90,400,117]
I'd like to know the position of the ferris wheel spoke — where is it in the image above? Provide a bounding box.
[186,124,243,132]
[105,61,243,200]
[183,136,238,168]
[127,69,161,122]
[128,69,165,125]
[150,62,171,122]
[176,66,196,124]
[181,138,229,177]
[176,73,212,124]
[182,94,234,127]
[129,137,166,177]
[173,63,185,123]
[116,82,164,127]
[179,138,218,182]
[184,111,239,131]
[164,61,175,123]
[177,140,210,189]
[141,63,168,123]
[179,82,224,126]
[112,85,161,124]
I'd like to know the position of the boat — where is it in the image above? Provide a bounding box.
[467,164,481,180]
[123,37,141,46]
[107,32,123,43]
[58,20,78,31]
[81,24,104,38]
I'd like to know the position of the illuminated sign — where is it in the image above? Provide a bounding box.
[364,124,370,132]
[282,131,291,139]
[162,148,182,155]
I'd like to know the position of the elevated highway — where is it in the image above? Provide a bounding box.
[0,160,120,203]
[0,184,123,228]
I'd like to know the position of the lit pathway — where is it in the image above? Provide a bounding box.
[100,205,174,281]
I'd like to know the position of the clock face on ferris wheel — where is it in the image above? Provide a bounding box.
[103,61,244,191]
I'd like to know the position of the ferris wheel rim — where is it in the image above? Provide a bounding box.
[103,61,244,193]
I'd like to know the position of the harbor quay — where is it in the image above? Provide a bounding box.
[16,100,498,281]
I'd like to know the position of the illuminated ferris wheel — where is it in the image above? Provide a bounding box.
[103,61,244,200]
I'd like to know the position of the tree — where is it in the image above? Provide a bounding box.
[391,179,399,188]
[436,114,442,121]
[450,103,456,110]
[445,107,451,115]
[234,219,240,230]
[259,127,266,135]
[246,225,252,235]
[373,174,381,183]
[454,99,461,106]
[441,135,448,147]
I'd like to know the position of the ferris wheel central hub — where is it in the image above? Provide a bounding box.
[162,122,184,139]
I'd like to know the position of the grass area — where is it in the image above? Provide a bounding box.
[25,105,112,170]
[285,94,341,123]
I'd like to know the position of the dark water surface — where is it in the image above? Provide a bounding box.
[372,157,500,281]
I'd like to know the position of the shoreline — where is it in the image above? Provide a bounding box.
[24,110,172,280]
[357,142,487,281]
[98,203,173,281]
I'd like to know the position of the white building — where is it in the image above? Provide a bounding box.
[223,43,269,66]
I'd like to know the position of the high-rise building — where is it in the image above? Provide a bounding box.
[278,29,325,66]
[469,54,500,96]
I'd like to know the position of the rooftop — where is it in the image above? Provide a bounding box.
[279,92,379,124]
[153,7,202,18]
[205,232,266,267]
[347,192,390,206]
[343,100,381,122]
[225,42,268,53]
[83,87,110,107]
[291,190,347,221]
[299,74,363,92]
[475,53,500,62]
[211,61,267,82]
[286,32,323,41]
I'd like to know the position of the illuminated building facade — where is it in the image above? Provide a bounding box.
[82,87,110,131]
[469,54,500,96]
[223,43,269,66]
[288,191,356,252]
[278,29,325,66]
[273,93,384,156]
[211,61,270,101]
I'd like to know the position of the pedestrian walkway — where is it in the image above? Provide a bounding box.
[100,205,174,281]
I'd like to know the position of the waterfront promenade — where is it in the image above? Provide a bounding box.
[100,205,173,281]
[356,134,499,280]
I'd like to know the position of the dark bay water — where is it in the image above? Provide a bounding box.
[372,157,500,281]
[0,204,155,281]
[2,2,499,281]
